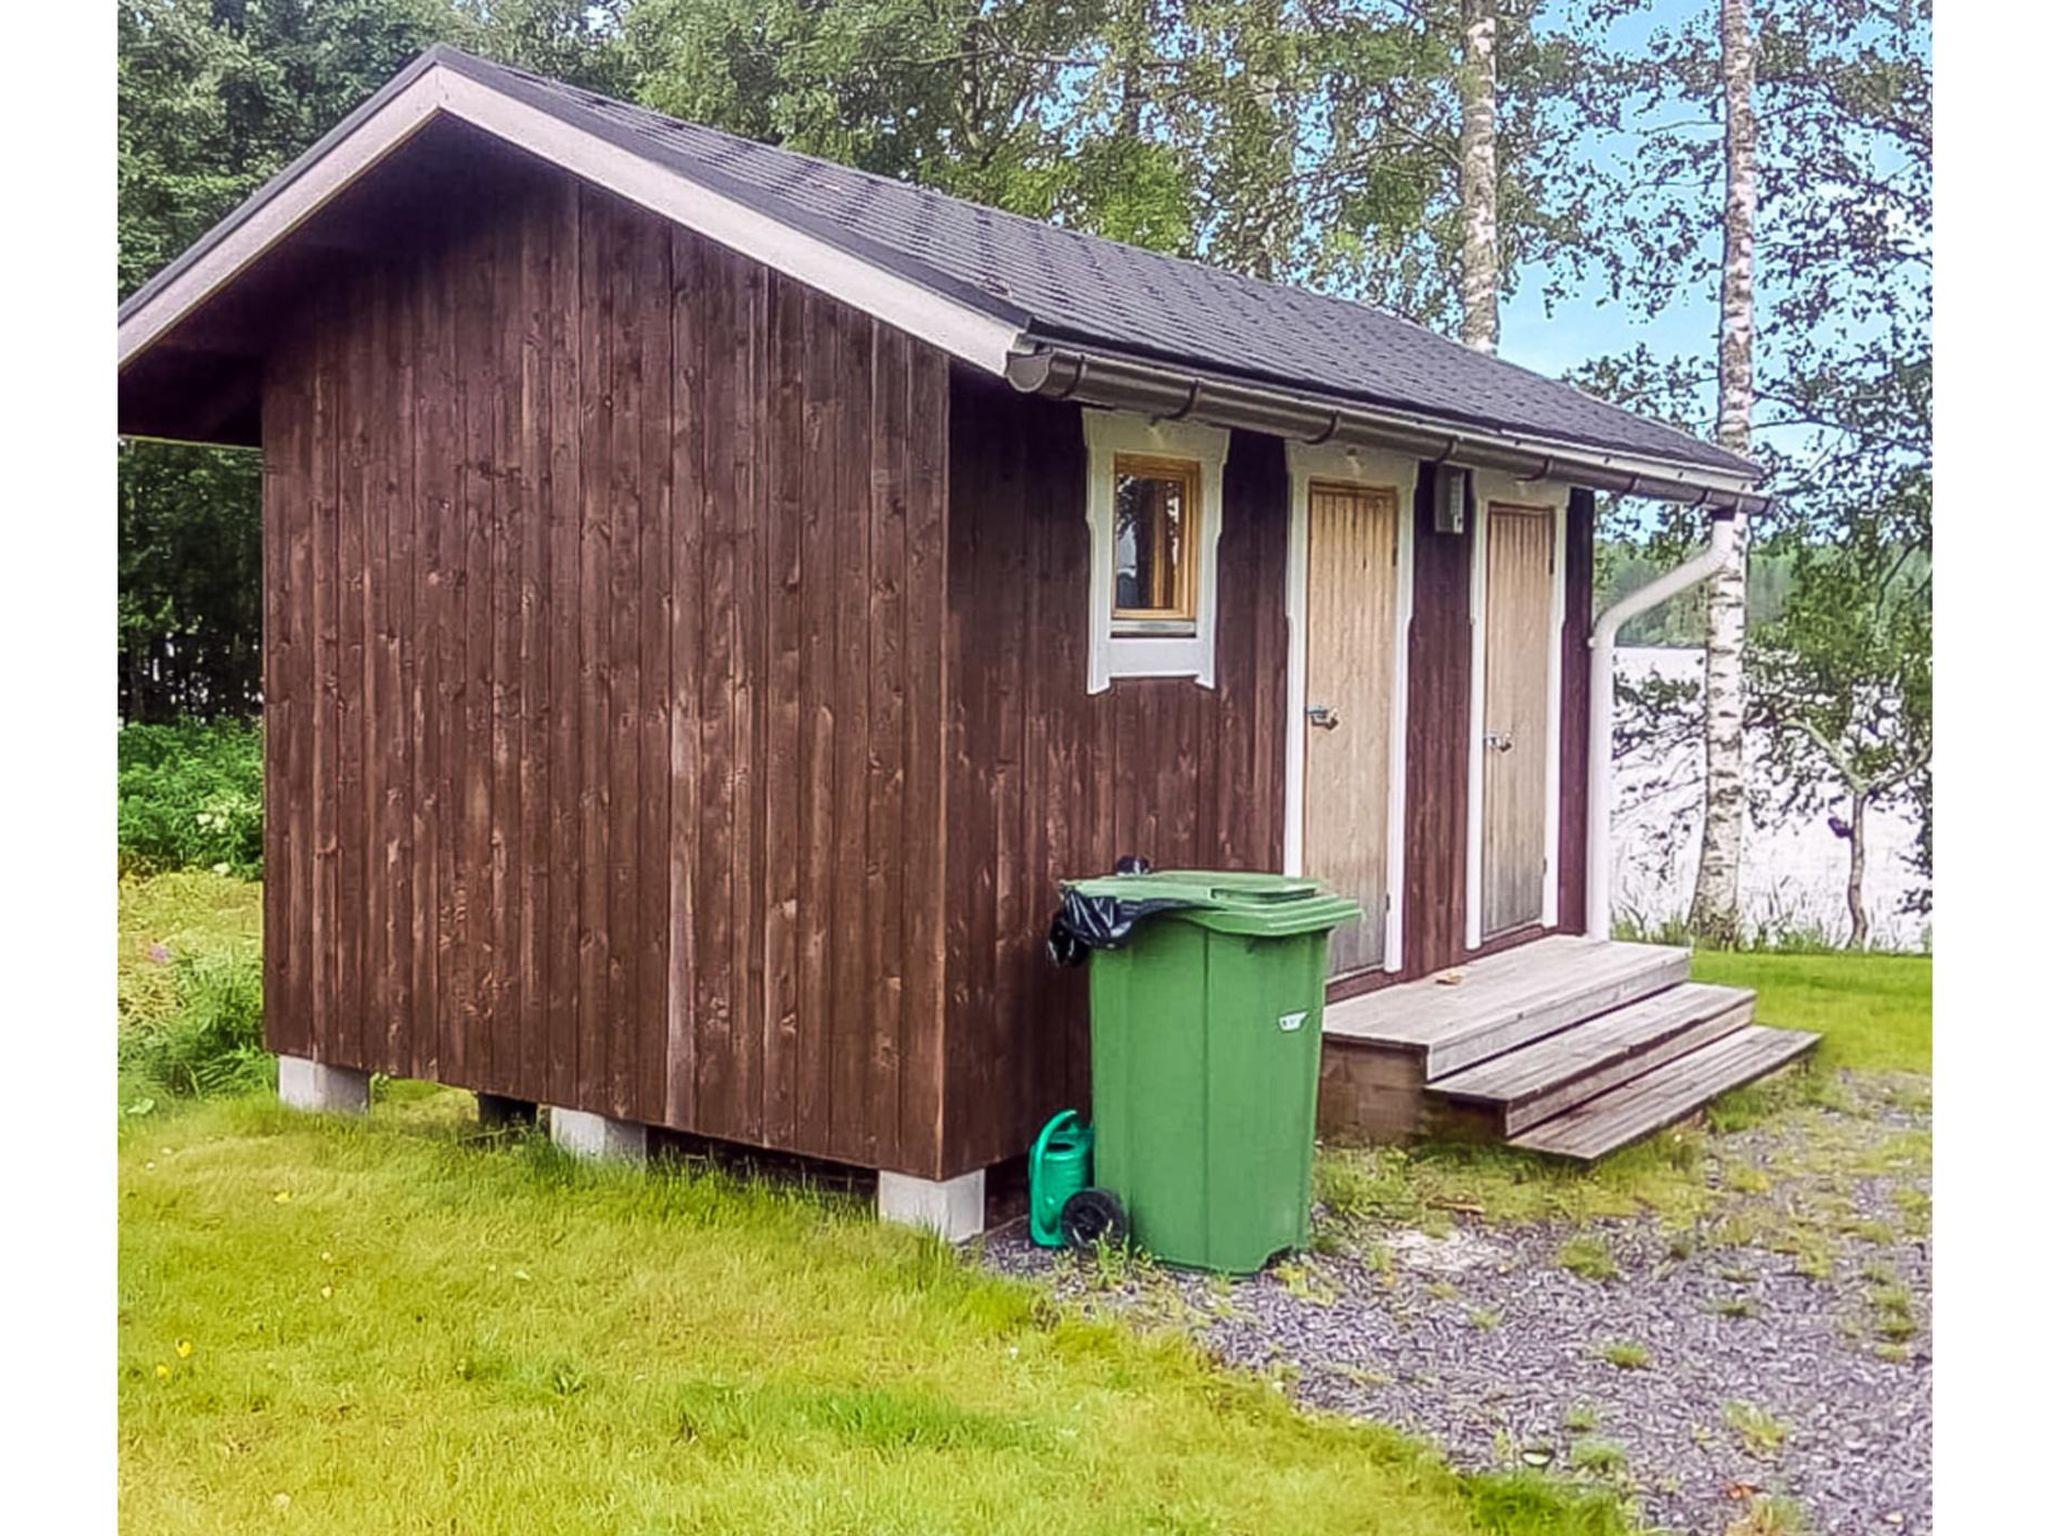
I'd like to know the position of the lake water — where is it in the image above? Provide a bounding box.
[1609,648,1930,951]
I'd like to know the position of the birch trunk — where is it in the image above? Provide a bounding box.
[1119,0,1153,138]
[1457,0,1500,354]
[1687,0,1755,945]
[1845,791,1869,951]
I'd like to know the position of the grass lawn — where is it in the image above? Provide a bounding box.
[118,874,1625,1535]
[1693,949,1931,1076]
[117,876,1928,1533]
[119,1092,1626,1535]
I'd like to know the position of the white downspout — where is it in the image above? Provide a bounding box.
[1586,512,1740,942]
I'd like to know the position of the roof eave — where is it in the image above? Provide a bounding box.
[1006,342,1768,516]
[117,43,1765,512]
[117,50,1029,388]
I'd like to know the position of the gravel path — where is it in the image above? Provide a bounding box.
[982,1088,1930,1535]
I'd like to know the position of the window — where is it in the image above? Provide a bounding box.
[1081,411,1230,692]
[1112,456,1199,627]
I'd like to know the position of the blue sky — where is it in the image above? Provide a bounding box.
[1500,0,1713,381]
[1500,267,1709,381]
[1499,0,1928,414]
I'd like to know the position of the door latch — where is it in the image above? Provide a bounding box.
[1306,704,1341,730]
[1483,729,1516,753]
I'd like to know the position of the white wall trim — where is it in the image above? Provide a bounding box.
[118,63,1026,379]
[1081,410,1232,693]
[1465,472,1571,950]
[1465,498,1490,952]
[1283,442,1416,973]
[1543,499,1569,928]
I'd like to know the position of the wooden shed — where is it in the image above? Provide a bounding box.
[117,47,1814,1236]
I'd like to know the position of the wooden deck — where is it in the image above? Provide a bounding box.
[1509,1025,1820,1158]
[1317,936,1818,1160]
[1323,937,1692,1075]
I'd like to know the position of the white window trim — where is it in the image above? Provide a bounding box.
[1464,471,1571,951]
[1283,441,1416,974]
[1082,409,1231,693]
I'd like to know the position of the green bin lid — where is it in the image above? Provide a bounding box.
[1060,868,1362,938]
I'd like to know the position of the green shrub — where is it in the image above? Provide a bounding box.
[119,940,269,1100]
[118,718,263,877]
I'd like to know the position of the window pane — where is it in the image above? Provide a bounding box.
[1113,468,1189,615]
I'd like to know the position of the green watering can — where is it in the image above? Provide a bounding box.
[1029,1110,1094,1248]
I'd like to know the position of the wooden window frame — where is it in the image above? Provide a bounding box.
[1110,453,1202,629]
[1080,409,1230,693]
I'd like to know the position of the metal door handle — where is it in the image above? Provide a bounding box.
[1307,704,1341,730]
[1484,729,1515,753]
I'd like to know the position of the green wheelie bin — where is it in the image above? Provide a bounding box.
[1054,870,1360,1273]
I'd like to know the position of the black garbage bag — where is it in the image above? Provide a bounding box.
[1045,856,1197,967]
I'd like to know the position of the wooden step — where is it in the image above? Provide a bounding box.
[1508,1024,1821,1160]
[1325,937,1694,1078]
[1429,983,1756,1136]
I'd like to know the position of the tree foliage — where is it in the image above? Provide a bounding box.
[116,0,628,721]
[1558,0,1930,939]
[119,440,264,720]
[1748,363,1932,935]
[116,0,1607,717]
[115,1,1934,944]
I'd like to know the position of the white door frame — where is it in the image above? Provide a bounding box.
[1283,442,1417,974]
[1464,473,1571,951]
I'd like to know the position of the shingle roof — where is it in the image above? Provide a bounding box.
[120,44,1753,482]
[437,49,1752,481]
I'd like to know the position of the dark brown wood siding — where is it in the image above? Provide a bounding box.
[256,136,1598,1181]
[941,427,1600,1112]
[939,377,1291,1176]
[1397,461,1476,982]
[1557,486,1597,935]
[260,152,953,1175]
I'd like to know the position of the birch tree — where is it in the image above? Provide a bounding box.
[1687,0,1756,942]
[1749,445,1931,949]
[1457,0,1501,352]
[1561,0,1929,945]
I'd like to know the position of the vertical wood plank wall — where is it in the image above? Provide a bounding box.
[260,157,954,1176]
[941,378,1291,1176]
[255,146,1599,1181]
[1395,462,1475,982]
[941,400,1596,1168]
[1557,486,1597,935]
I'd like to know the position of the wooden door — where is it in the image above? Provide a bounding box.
[1479,506,1555,938]
[1303,483,1400,975]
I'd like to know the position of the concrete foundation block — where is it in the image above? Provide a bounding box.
[547,1106,647,1162]
[277,1055,371,1116]
[878,1168,987,1242]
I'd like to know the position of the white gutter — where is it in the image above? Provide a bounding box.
[1007,345,1769,516]
[1585,512,1740,941]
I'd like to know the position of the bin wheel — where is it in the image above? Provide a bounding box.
[1060,1187,1130,1250]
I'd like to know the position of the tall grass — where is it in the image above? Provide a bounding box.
[118,718,263,877]
[119,940,269,1102]
[119,867,269,1111]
